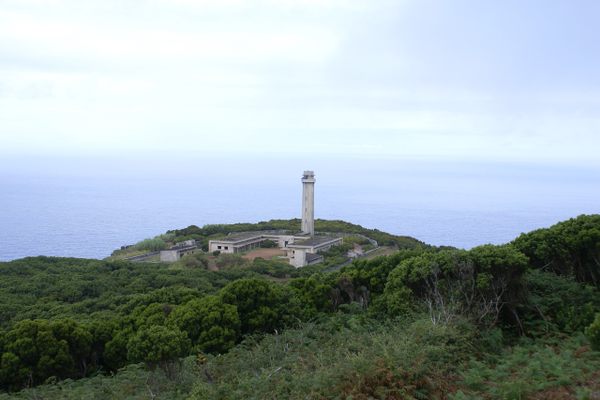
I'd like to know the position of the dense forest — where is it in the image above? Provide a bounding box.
[1,215,599,399]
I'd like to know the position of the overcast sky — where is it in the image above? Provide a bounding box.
[1,0,600,165]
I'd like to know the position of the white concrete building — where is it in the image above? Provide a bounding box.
[160,240,197,262]
[285,236,343,267]
[208,232,342,267]
[208,232,302,254]
[206,170,343,267]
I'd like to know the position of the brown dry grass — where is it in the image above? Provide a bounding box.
[241,248,286,261]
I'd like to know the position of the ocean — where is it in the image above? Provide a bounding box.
[1,154,598,261]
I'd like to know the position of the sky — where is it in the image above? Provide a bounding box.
[1,0,600,165]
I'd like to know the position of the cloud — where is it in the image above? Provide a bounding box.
[0,0,599,166]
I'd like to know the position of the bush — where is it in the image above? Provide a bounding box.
[0,319,92,390]
[188,317,473,400]
[453,333,600,399]
[169,296,240,354]
[513,214,600,286]
[214,254,246,270]
[178,253,209,269]
[521,270,600,335]
[260,240,277,248]
[135,238,168,252]
[219,279,303,334]
[585,313,600,351]
[380,245,528,329]
[127,325,190,371]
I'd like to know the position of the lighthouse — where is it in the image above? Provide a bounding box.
[301,170,315,236]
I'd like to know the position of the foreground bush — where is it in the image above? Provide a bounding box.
[521,270,600,335]
[380,245,528,329]
[452,333,600,399]
[189,315,473,400]
[586,313,600,351]
[513,214,600,286]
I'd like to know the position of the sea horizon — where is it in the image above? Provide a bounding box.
[1,154,598,261]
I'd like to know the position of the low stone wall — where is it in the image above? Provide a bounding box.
[125,251,160,262]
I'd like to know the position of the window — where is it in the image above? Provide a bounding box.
[217,246,222,249]
[225,246,229,250]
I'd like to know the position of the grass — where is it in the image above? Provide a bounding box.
[189,315,473,400]
[0,361,196,400]
[362,245,398,260]
[452,333,600,400]
[4,318,598,400]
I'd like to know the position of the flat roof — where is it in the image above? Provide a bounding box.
[305,253,323,262]
[209,232,342,248]
[163,245,197,252]
[288,236,342,248]
[210,232,266,244]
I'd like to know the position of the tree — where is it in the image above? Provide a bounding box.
[169,296,240,353]
[513,214,600,286]
[126,325,190,374]
[381,246,528,329]
[103,327,132,371]
[219,279,295,335]
[289,273,336,314]
[0,319,92,390]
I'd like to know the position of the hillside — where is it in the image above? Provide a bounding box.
[1,216,599,399]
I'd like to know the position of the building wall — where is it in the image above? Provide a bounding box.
[263,234,296,248]
[209,233,341,268]
[160,248,196,262]
[287,237,343,255]
[160,250,180,262]
[179,249,195,258]
[208,242,235,254]
[288,248,307,268]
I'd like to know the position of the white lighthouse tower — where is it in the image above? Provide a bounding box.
[301,170,315,236]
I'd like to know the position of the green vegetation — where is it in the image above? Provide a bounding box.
[513,214,600,286]
[587,313,600,351]
[161,218,424,255]
[1,215,599,398]
[189,316,473,400]
[260,239,277,248]
[134,237,168,252]
[453,333,600,399]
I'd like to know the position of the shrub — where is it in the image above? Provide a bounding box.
[126,325,190,371]
[585,313,600,351]
[135,238,168,252]
[219,279,303,334]
[0,319,92,390]
[521,270,600,335]
[381,245,528,329]
[214,254,246,270]
[169,296,240,354]
[178,253,209,269]
[513,214,600,286]
[188,317,473,400]
[454,334,600,399]
[260,240,277,248]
